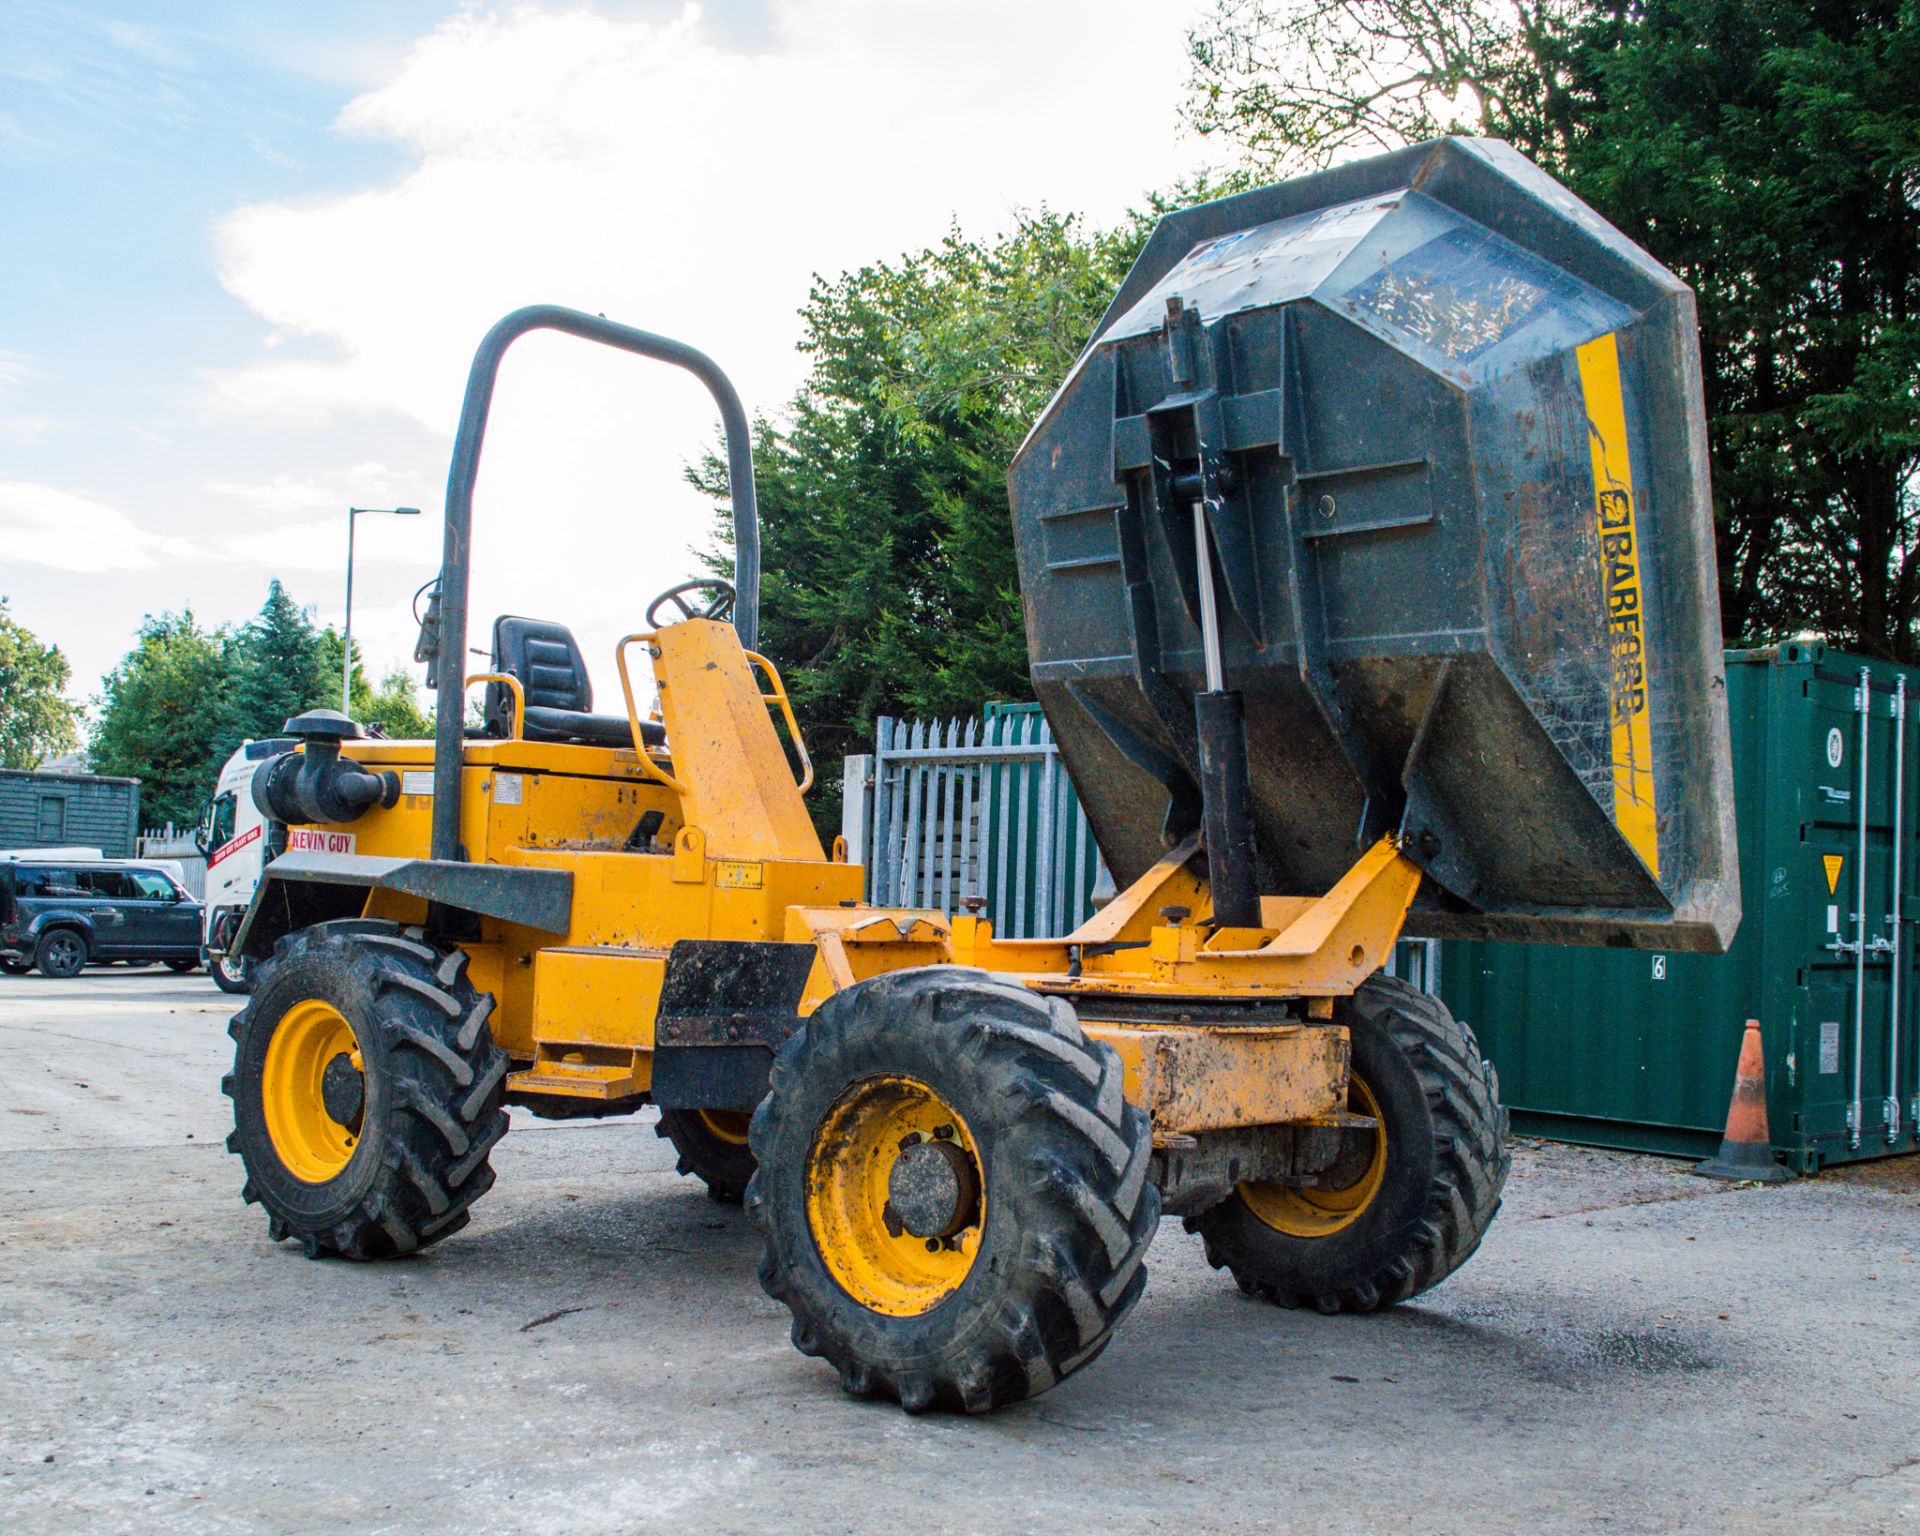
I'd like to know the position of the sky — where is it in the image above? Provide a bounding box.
[1,0,1225,719]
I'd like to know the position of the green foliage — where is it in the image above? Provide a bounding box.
[360,667,435,740]
[696,210,1156,830]
[1528,0,1920,657]
[222,579,336,742]
[1185,0,1557,169]
[90,581,434,827]
[0,599,80,769]
[89,611,228,828]
[1184,0,1920,658]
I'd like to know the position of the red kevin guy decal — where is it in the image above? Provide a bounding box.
[287,828,356,854]
[207,823,262,869]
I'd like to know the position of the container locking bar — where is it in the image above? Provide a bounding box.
[1891,676,1908,1143]
[1852,667,1869,1149]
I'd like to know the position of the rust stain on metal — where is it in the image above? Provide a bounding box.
[1080,1020,1349,1134]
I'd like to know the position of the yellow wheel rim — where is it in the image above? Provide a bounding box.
[805,1076,985,1318]
[697,1109,752,1146]
[262,998,364,1184]
[1239,1073,1387,1238]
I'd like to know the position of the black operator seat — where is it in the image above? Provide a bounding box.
[484,616,666,749]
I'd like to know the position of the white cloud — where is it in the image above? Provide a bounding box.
[206,463,414,517]
[0,350,48,442]
[207,0,1221,693]
[0,349,34,393]
[0,415,53,445]
[0,479,205,573]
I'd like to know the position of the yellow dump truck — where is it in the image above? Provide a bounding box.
[223,138,1737,1414]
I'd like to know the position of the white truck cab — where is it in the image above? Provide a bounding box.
[200,738,295,992]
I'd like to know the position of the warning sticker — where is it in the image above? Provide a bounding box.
[713,860,764,890]
[1823,854,1844,895]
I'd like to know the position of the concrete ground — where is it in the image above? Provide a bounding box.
[2,972,1916,1536]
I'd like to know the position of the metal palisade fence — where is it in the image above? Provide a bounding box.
[842,704,1107,940]
[843,703,1441,985]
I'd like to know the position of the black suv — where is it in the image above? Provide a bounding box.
[0,860,205,978]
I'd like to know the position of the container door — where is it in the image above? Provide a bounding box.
[1892,675,1920,1149]
[1800,666,1910,1157]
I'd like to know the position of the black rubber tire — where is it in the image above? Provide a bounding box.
[34,928,87,979]
[1,957,31,975]
[657,1108,757,1203]
[211,950,253,994]
[167,957,198,974]
[749,967,1159,1414]
[1189,973,1508,1313]
[222,919,509,1259]
[209,914,253,994]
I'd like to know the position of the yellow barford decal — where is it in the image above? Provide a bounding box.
[1576,331,1660,878]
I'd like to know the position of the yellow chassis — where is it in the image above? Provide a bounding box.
[273,617,1422,1143]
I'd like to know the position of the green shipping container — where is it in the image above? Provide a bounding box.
[1440,643,1920,1174]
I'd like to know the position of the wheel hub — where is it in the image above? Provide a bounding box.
[1239,1072,1387,1238]
[887,1135,979,1240]
[261,999,364,1184]
[804,1076,987,1317]
[320,1052,364,1128]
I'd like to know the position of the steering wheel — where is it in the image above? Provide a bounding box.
[646,578,737,630]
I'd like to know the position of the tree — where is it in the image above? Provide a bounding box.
[222,579,335,743]
[0,599,80,769]
[1186,0,1561,166]
[1539,1,1920,658]
[91,582,354,828]
[360,667,435,739]
[89,612,228,828]
[696,210,1158,831]
[1184,0,1920,658]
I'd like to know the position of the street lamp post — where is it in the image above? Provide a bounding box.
[344,505,422,715]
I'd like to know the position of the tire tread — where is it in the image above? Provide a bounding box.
[227,919,508,1260]
[750,967,1158,1414]
[1193,973,1508,1312]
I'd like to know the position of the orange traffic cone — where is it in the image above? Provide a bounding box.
[1691,1019,1793,1183]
